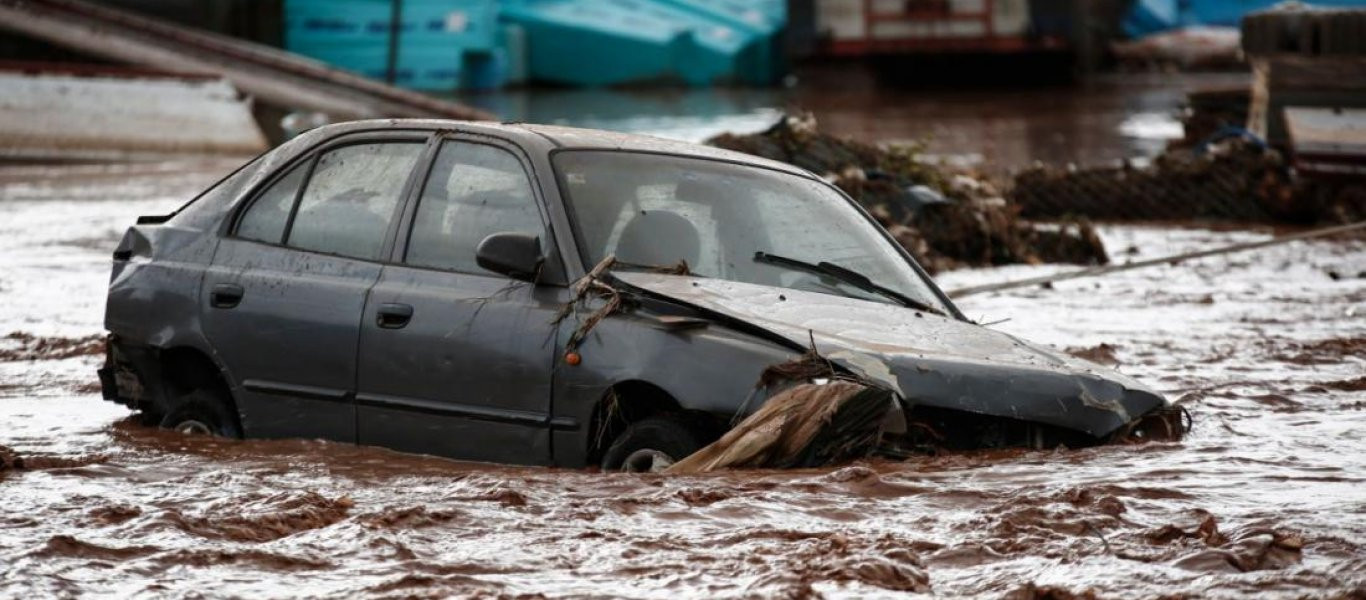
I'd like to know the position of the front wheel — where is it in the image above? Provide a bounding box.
[159,388,241,438]
[601,415,707,472]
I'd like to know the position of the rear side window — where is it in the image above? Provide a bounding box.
[287,142,424,260]
[405,142,543,273]
[237,163,305,244]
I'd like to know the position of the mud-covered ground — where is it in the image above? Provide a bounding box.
[1,161,1364,599]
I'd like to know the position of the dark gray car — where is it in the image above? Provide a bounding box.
[99,120,1179,471]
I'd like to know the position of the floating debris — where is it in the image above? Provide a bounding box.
[669,381,896,473]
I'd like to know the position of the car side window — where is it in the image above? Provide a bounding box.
[286,142,424,260]
[236,163,305,244]
[406,141,543,273]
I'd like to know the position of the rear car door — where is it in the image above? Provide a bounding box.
[202,135,428,441]
[355,136,565,464]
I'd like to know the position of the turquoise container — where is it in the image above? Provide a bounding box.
[499,0,687,86]
[462,50,506,91]
[286,0,496,48]
[501,0,764,86]
[499,23,529,86]
[287,41,405,82]
[284,0,788,89]
[284,0,493,91]
[652,0,786,84]
[627,0,758,86]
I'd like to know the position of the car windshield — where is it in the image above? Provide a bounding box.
[553,150,951,314]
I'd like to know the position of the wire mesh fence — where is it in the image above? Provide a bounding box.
[1009,141,1295,222]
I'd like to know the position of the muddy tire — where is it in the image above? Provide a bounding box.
[601,415,707,473]
[160,388,241,438]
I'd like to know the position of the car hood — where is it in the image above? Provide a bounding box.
[615,273,1167,438]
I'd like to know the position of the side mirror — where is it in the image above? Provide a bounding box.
[475,232,544,282]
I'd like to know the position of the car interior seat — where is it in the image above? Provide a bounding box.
[614,210,700,268]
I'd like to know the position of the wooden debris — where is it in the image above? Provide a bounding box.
[668,381,896,473]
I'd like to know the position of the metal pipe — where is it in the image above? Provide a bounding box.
[947,220,1366,298]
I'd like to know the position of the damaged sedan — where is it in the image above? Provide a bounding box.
[100,120,1185,472]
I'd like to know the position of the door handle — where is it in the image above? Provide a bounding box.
[210,283,244,309]
[376,303,414,329]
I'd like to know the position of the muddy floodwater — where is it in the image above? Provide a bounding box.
[460,71,1247,174]
[2,153,1364,598]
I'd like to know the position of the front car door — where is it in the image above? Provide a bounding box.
[202,134,428,441]
[356,135,566,464]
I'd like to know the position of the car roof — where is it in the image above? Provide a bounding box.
[303,119,815,179]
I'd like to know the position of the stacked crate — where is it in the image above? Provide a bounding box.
[286,0,787,90]
[284,0,497,92]
[1241,4,1366,146]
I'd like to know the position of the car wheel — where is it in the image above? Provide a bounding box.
[159,388,241,438]
[601,415,707,472]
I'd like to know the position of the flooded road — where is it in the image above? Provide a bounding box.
[2,152,1364,597]
[463,71,1247,174]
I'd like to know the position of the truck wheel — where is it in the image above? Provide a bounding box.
[160,388,241,438]
[601,415,707,472]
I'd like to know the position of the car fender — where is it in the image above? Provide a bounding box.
[549,310,799,467]
[105,224,219,352]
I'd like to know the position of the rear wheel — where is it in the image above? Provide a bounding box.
[601,415,708,472]
[160,388,241,438]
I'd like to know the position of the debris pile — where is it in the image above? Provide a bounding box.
[1171,87,1250,150]
[708,114,1110,273]
[1014,138,1366,224]
[1010,139,1307,222]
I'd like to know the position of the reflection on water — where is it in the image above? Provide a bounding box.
[455,70,1247,174]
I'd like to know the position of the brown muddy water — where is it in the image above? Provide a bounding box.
[2,120,1364,597]
[463,71,1249,174]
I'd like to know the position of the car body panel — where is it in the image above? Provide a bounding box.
[548,306,800,467]
[199,239,381,441]
[106,224,219,352]
[356,269,564,464]
[613,272,1164,437]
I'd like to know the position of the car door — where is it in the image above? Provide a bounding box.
[355,136,565,464]
[202,135,429,441]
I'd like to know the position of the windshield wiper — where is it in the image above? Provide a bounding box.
[753,252,944,315]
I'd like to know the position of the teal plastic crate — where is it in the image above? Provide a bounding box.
[285,0,786,89]
[500,0,688,86]
[624,0,757,85]
[498,23,528,86]
[652,0,786,84]
[286,0,496,47]
[500,0,760,86]
[285,0,489,91]
[287,37,465,91]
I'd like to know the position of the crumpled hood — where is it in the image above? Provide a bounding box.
[616,273,1167,437]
